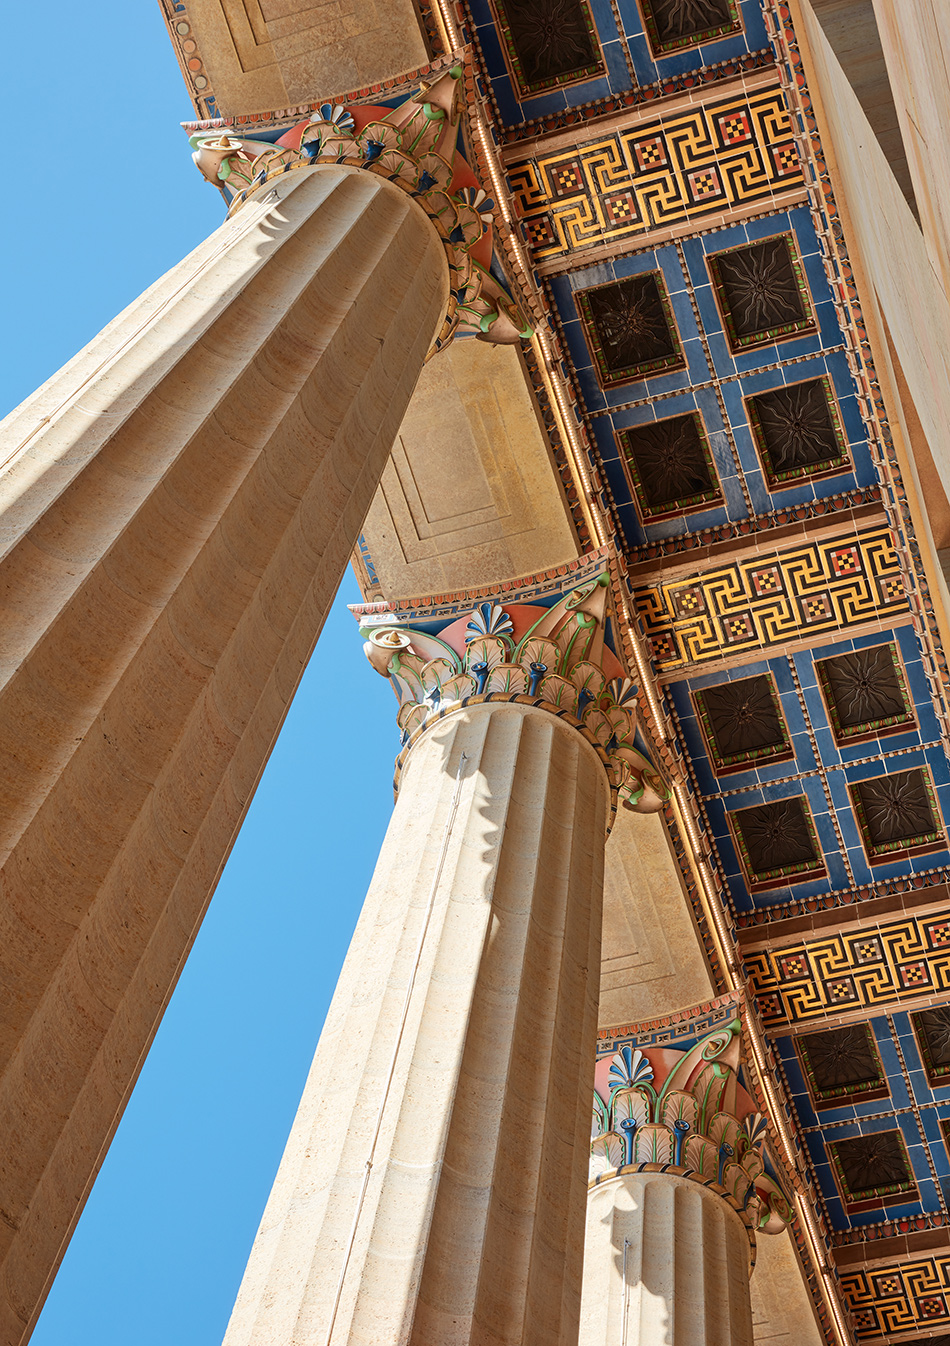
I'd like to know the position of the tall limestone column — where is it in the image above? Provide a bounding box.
[582,1012,793,1346]
[222,558,667,1346]
[0,61,528,1346]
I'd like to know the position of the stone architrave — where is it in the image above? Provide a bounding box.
[583,1013,793,1346]
[221,556,668,1346]
[0,58,529,1346]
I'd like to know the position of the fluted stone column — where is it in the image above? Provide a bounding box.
[582,1174,753,1346]
[0,162,447,1346]
[0,55,543,1343]
[223,560,664,1345]
[581,1014,793,1346]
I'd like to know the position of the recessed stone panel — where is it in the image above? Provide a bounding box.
[577,271,684,387]
[694,673,792,775]
[730,795,825,891]
[829,1130,916,1209]
[817,643,915,744]
[708,234,815,352]
[495,0,603,97]
[797,1023,889,1108]
[640,0,742,56]
[912,1006,950,1086]
[619,412,721,522]
[850,767,944,863]
[747,377,849,489]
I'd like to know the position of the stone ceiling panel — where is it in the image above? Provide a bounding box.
[357,341,579,599]
[184,0,427,114]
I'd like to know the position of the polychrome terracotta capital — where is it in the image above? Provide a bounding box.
[189,58,531,352]
[353,553,670,818]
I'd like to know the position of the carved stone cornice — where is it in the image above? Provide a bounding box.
[189,58,530,352]
[354,562,670,819]
[591,1018,793,1247]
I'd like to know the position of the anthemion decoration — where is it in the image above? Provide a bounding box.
[2,0,950,1344]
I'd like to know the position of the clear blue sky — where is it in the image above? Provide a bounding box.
[1,5,399,1342]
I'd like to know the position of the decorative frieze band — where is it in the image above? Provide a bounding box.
[842,1251,950,1341]
[506,84,804,263]
[746,907,950,1029]
[635,526,907,673]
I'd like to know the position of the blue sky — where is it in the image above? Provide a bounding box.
[3,4,399,1341]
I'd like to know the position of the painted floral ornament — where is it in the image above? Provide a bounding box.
[356,567,670,818]
[455,186,495,218]
[590,1019,793,1238]
[311,103,355,134]
[190,55,533,352]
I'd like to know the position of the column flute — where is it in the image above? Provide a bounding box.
[222,555,667,1345]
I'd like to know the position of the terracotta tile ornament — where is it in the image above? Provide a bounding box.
[189,59,533,352]
[354,559,669,823]
[590,1015,793,1249]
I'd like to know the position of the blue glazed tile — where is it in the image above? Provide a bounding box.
[921,1109,945,1144]
[588,0,620,35]
[770,659,797,695]
[825,768,855,807]
[846,847,873,886]
[790,732,817,773]
[834,810,861,851]
[691,277,724,334]
[740,0,770,48]
[801,682,828,724]
[613,0,645,36]
[653,48,702,77]
[813,728,842,767]
[841,758,888,785]
[912,847,950,873]
[626,40,659,84]
[817,1104,858,1126]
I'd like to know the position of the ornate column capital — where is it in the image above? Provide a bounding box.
[353,553,669,820]
[189,57,531,352]
[590,1003,793,1254]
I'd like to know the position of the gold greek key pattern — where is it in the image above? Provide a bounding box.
[842,1253,950,1339]
[633,527,907,671]
[746,909,950,1029]
[507,85,803,261]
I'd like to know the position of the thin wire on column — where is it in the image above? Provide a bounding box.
[323,749,469,1345]
[0,187,282,476]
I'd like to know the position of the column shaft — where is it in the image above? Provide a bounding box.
[0,165,448,1346]
[581,1173,754,1346]
[223,704,609,1346]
